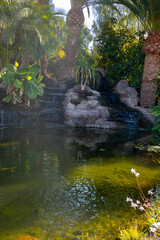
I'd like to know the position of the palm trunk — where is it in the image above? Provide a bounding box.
[140,54,160,107]
[58,28,82,81]
[40,54,50,77]
[58,7,84,81]
[140,31,160,107]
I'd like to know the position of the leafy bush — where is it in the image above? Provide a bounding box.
[151,103,160,136]
[0,62,45,106]
[96,19,145,91]
[75,59,100,90]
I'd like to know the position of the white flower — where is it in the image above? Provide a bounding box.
[136,200,141,205]
[126,197,130,202]
[153,222,160,229]
[148,190,154,195]
[139,206,145,211]
[131,168,136,174]
[131,202,138,209]
[126,197,133,202]
[135,172,140,177]
[149,227,157,233]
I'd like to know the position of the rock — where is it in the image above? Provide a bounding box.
[91,89,101,97]
[114,80,129,95]
[98,106,110,119]
[94,119,124,129]
[134,106,155,128]
[86,95,98,100]
[70,93,81,105]
[64,85,122,129]
[120,97,139,108]
[64,83,155,129]
[67,102,75,110]
[114,80,139,107]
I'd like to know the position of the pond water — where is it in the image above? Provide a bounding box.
[0,125,159,240]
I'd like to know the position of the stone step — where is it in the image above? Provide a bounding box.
[41,100,64,109]
[38,109,63,123]
[43,95,64,103]
[0,109,18,126]
[44,87,66,94]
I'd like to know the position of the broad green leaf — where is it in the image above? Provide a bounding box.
[21,64,31,73]
[24,80,37,99]
[39,83,45,87]
[3,94,13,103]
[5,64,15,72]
[37,85,44,96]
[13,79,21,89]
[2,72,12,85]
[29,64,41,78]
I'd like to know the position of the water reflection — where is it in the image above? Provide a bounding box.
[0,126,159,240]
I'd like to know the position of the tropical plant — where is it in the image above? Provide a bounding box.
[58,0,114,81]
[75,58,100,90]
[0,62,45,106]
[100,0,160,107]
[151,103,160,136]
[95,18,145,91]
[0,0,64,75]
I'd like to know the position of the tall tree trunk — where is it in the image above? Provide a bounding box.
[40,54,50,77]
[140,54,160,107]
[140,31,160,107]
[58,7,84,81]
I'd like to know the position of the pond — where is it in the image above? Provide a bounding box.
[0,125,159,240]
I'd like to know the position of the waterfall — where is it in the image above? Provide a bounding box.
[0,110,4,125]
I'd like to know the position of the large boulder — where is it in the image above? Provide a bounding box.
[114,80,139,107]
[63,85,123,129]
[114,80,155,127]
[64,83,155,129]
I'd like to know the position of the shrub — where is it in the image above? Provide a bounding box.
[0,62,45,106]
[96,19,145,91]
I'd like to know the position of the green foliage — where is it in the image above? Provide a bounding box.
[151,103,160,137]
[0,0,65,71]
[74,26,101,89]
[78,26,93,63]
[95,18,145,90]
[119,224,149,240]
[0,62,45,105]
[109,0,160,32]
[75,58,100,89]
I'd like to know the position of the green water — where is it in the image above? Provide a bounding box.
[0,126,159,240]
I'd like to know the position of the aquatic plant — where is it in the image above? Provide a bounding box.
[120,168,160,239]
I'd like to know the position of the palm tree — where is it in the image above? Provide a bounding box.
[101,0,160,107]
[0,0,64,72]
[58,0,85,80]
[58,0,113,81]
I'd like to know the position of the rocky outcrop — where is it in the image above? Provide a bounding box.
[114,80,139,108]
[114,80,155,127]
[64,84,124,129]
